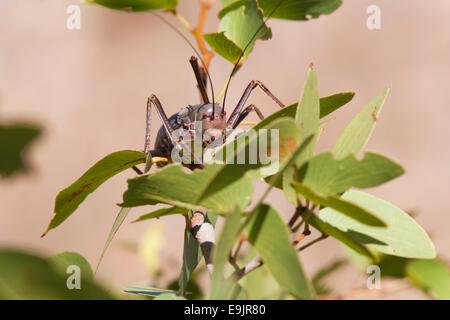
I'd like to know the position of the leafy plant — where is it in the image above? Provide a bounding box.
[33,0,448,300]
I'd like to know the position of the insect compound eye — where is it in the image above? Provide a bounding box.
[202,114,207,119]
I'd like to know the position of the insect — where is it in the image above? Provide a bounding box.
[139,1,286,170]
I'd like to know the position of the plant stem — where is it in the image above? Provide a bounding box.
[298,233,328,252]
[189,207,215,275]
[169,0,216,70]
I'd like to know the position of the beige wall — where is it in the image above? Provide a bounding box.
[1,0,449,298]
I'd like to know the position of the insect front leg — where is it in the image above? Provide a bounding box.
[144,94,176,155]
[226,80,285,128]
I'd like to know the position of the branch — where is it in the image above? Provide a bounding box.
[169,0,216,69]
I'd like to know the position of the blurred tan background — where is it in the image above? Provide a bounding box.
[1,0,449,299]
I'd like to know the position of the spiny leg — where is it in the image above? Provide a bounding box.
[232,104,265,129]
[227,80,285,128]
[189,56,209,104]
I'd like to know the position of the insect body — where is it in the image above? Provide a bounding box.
[145,56,285,169]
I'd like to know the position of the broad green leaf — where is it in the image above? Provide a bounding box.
[319,92,355,118]
[406,259,450,300]
[261,134,315,199]
[218,0,246,19]
[178,221,202,295]
[240,265,285,299]
[121,163,253,214]
[95,207,131,274]
[343,248,410,278]
[293,182,386,226]
[320,190,436,259]
[210,207,243,299]
[0,123,40,177]
[254,92,355,130]
[281,67,320,203]
[48,252,94,281]
[205,0,271,64]
[258,0,342,21]
[333,87,390,159]
[0,249,113,299]
[295,67,320,159]
[43,150,146,236]
[206,117,303,201]
[306,214,375,259]
[132,206,187,223]
[87,0,177,11]
[123,286,178,296]
[298,152,404,196]
[245,205,313,299]
[203,33,243,64]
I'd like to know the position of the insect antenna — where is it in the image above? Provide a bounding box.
[221,0,286,113]
[148,11,215,106]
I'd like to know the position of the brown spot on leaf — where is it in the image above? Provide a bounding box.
[279,137,298,158]
[372,106,378,122]
[70,183,92,201]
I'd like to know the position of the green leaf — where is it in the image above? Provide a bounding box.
[298,152,404,196]
[48,252,94,281]
[240,264,285,299]
[280,67,320,203]
[132,206,187,223]
[333,87,390,159]
[295,67,320,159]
[0,249,113,299]
[207,117,303,201]
[258,0,342,21]
[95,207,131,274]
[319,92,355,118]
[218,0,246,19]
[203,33,243,64]
[254,92,355,132]
[0,123,40,177]
[306,214,375,259]
[293,182,386,226]
[178,224,202,295]
[320,190,436,259]
[206,0,271,64]
[123,286,179,296]
[121,163,253,214]
[43,150,146,236]
[246,205,313,299]
[210,206,243,299]
[406,259,450,300]
[87,0,177,11]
